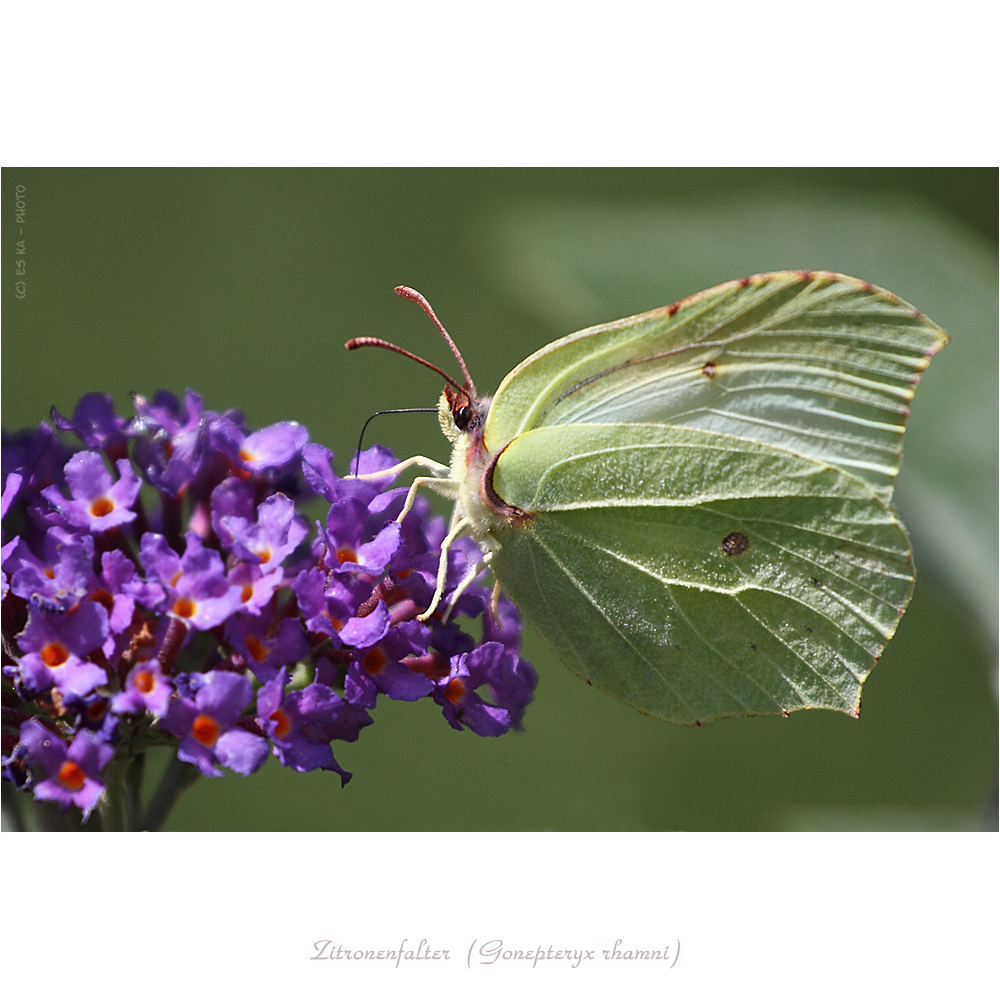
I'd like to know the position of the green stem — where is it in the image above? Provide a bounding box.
[98,756,127,831]
[140,755,199,831]
[123,752,146,831]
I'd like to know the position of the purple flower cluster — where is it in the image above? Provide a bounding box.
[1,391,536,827]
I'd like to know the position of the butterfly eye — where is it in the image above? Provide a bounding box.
[453,405,474,431]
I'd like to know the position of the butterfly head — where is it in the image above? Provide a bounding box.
[347,285,488,445]
[439,383,491,444]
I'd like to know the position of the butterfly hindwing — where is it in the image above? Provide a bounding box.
[489,422,914,723]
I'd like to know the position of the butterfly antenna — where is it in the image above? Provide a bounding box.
[393,285,478,398]
[352,408,437,478]
[344,337,464,392]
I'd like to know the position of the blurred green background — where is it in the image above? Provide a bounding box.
[3,168,996,830]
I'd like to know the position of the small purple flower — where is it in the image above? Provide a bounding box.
[2,422,74,495]
[10,529,95,612]
[131,389,208,497]
[19,719,114,821]
[51,393,131,458]
[302,443,400,502]
[58,690,119,741]
[133,388,204,439]
[209,477,255,548]
[321,510,402,577]
[163,670,268,777]
[226,561,285,616]
[112,658,174,718]
[301,443,345,502]
[433,643,536,737]
[12,601,110,697]
[303,443,407,578]
[289,566,362,640]
[92,549,139,635]
[221,493,307,574]
[210,417,309,474]
[40,451,141,533]
[482,646,538,733]
[138,531,243,629]
[337,599,391,648]
[225,614,310,683]
[344,618,436,707]
[256,668,372,785]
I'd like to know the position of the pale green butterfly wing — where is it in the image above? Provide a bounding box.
[481,272,947,722]
[484,271,948,505]
[489,424,912,722]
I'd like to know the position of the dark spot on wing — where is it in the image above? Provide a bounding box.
[738,276,752,287]
[810,576,823,587]
[667,302,680,316]
[721,531,750,556]
[702,360,717,378]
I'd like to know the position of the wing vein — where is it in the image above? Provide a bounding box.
[540,524,798,711]
[527,531,703,718]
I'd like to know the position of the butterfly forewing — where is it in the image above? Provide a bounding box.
[484,271,948,503]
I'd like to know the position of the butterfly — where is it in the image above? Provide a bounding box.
[347,271,948,724]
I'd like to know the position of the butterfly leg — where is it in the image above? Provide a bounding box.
[417,515,471,621]
[395,475,459,524]
[441,551,494,623]
[345,455,450,482]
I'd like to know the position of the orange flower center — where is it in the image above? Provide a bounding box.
[89,497,115,518]
[192,714,220,746]
[172,597,196,618]
[134,669,155,694]
[445,678,466,704]
[270,709,290,739]
[241,583,255,603]
[58,760,86,790]
[41,642,70,668]
[90,588,115,613]
[363,648,386,675]
[245,635,268,662]
[336,547,357,564]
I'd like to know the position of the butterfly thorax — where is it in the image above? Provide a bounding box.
[439,387,518,548]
